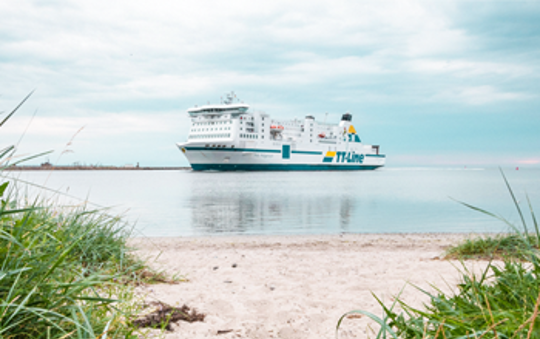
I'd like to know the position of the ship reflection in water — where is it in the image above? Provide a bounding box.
[13,169,538,236]
[183,170,396,235]
[182,169,517,236]
[189,189,356,234]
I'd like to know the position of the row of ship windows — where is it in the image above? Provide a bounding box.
[191,127,231,132]
[193,121,232,126]
[205,144,233,148]
[189,133,231,139]
[240,134,261,139]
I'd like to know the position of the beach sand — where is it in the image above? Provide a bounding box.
[130,234,488,339]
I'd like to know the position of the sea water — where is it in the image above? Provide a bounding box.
[6,167,540,237]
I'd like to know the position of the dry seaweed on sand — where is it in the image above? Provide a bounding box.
[133,301,206,331]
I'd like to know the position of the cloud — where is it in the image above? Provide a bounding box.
[407,59,534,78]
[0,0,539,165]
[2,111,181,138]
[436,85,533,105]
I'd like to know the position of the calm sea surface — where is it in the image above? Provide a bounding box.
[6,168,540,237]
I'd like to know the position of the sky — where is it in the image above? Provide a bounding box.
[0,0,539,167]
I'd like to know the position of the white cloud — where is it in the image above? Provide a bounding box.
[0,0,539,165]
[407,59,533,77]
[436,85,533,105]
[2,112,181,138]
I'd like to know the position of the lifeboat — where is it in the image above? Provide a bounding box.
[318,133,326,138]
[270,125,284,131]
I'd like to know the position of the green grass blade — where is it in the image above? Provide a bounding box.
[0,145,15,160]
[0,90,34,128]
[0,181,8,197]
[37,229,91,285]
[336,310,398,339]
[500,168,529,235]
[0,150,53,170]
[526,195,540,241]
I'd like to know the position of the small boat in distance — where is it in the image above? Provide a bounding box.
[176,92,385,171]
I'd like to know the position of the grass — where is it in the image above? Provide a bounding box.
[0,93,172,338]
[0,189,142,338]
[338,170,540,339]
[444,233,540,260]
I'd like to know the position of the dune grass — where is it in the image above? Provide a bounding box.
[444,233,540,260]
[338,170,540,339]
[0,181,153,338]
[0,93,162,338]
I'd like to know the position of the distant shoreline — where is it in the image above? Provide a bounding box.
[5,165,191,171]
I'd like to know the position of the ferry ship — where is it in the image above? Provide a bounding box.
[176,93,385,171]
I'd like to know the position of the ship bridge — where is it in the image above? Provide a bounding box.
[187,103,249,117]
[187,91,249,117]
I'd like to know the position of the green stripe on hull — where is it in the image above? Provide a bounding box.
[191,164,383,171]
[291,150,323,155]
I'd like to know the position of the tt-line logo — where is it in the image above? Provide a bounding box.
[333,152,365,163]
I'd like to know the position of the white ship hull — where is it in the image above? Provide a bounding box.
[177,143,384,171]
[177,93,385,171]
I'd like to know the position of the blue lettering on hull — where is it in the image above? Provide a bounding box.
[333,152,365,164]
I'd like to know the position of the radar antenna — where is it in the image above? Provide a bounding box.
[224,91,238,105]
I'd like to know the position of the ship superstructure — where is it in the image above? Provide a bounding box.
[176,93,385,170]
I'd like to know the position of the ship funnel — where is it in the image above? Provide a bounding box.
[341,112,352,122]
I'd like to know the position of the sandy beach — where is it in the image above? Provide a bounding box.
[130,234,489,339]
